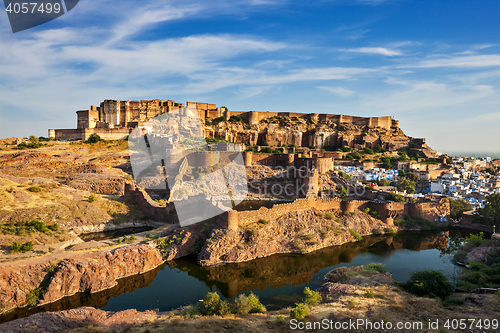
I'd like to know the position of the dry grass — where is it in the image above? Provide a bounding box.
[63,286,500,333]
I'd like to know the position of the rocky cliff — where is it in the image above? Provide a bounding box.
[0,244,164,312]
[204,115,428,152]
[198,208,393,266]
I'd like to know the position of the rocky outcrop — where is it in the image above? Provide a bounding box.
[0,244,165,312]
[465,246,491,264]
[40,245,164,305]
[317,282,356,299]
[0,307,158,333]
[0,264,51,311]
[198,209,393,266]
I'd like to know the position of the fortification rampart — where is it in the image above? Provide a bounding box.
[125,183,178,223]
[125,180,448,230]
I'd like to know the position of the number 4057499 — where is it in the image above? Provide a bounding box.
[5,2,61,14]
[443,319,498,330]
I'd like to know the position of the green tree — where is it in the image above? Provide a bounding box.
[473,193,500,226]
[485,167,496,175]
[406,172,418,182]
[378,179,390,187]
[386,192,406,202]
[448,198,473,220]
[399,270,454,299]
[380,157,393,169]
[29,135,39,143]
[397,176,416,194]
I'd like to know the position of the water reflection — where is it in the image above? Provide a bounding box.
[1,228,478,323]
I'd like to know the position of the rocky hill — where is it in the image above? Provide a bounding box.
[204,114,436,156]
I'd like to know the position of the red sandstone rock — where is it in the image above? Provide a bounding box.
[317,282,356,298]
[0,307,158,333]
[41,245,164,305]
[198,209,389,266]
[465,246,491,264]
[0,244,164,312]
[0,264,50,310]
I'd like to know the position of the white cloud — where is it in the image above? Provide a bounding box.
[317,86,354,97]
[341,47,402,56]
[405,54,500,68]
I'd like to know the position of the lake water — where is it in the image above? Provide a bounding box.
[0,227,484,323]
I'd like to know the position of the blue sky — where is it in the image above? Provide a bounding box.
[0,0,499,155]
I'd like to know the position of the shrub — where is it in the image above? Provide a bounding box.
[399,270,454,299]
[11,241,34,253]
[386,192,406,202]
[48,223,59,232]
[217,300,232,316]
[364,147,375,154]
[234,293,265,314]
[10,242,22,253]
[130,235,136,241]
[372,228,382,235]
[28,186,42,193]
[347,300,356,309]
[247,292,265,313]
[325,213,334,220]
[464,232,489,247]
[235,293,253,314]
[275,315,286,325]
[366,263,387,273]
[33,220,46,231]
[228,115,245,123]
[349,229,362,241]
[303,287,322,306]
[365,290,375,298]
[457,256,500,290]
[24,287,44,307]
[46,265,58,274]
[88,193,96,203]
[386,228,397,234]
[203,292,221,315]
[290,303,310,319]
[21,241,34,252]
[396,215,438,230]
[211,116,227,125]
[182,305,202,317]
[86,133,102,143]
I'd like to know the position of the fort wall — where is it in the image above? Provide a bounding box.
[124,183,177,223]
[125,180,448,230]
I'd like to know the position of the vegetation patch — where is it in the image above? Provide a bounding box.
[290,303,310,319]
[182,292,265,317]
[398,270,454,300]
[395,215,438,230]
[457,248,500,290]
[10,241,34,253]
[325,263,387,283]
[349,229,362,240]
